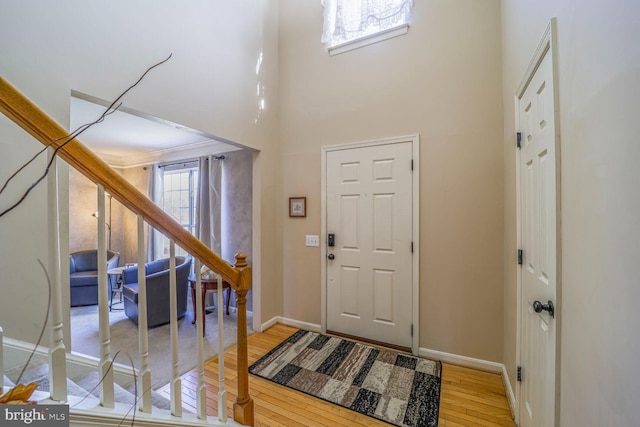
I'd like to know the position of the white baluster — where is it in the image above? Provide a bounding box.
[97,185,114,407]
[217,271,227,422]
[195,259,207,420]
[137,215,152,412]
[168,240,182,416]
[47,152,67,401]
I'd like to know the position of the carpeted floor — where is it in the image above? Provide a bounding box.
[70,295,253,390]
[249,329,442,427]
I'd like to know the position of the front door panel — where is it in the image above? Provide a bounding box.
[326,142,413,348]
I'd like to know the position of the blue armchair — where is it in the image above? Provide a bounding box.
[69,249,120,306]
[122,256,191,328]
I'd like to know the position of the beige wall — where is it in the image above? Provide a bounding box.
[69,168,100,254]
[69,167,127,261]
[120,166,149,265]
[250,0,283,328]
[279,0,505,361]
[501,1,640,425]
[0,117,54,344]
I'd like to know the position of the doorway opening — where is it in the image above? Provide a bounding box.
[67,92,259,356]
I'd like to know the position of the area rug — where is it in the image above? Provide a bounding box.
[249,329,442,427]
[70,294,253,390]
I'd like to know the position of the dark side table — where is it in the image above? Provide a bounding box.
[187,274,232,336]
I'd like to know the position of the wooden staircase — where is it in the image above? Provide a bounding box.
[0,75,254,426]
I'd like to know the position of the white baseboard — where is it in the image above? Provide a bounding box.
[260,316,321,333]
[419,347,504,373]
[2,336,48,369]
[277,317,322,332]
[502,364,517,417]
[420,346,517,421]
[261,316,279,332]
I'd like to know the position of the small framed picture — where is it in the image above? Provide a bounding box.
[289,197,306,217]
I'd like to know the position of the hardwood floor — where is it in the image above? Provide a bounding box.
[158,324,515,426]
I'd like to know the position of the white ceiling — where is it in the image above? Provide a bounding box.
[70,94,240,168]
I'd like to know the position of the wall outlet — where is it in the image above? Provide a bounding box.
[305,235,319,247]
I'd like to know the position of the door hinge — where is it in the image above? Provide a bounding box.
[411,324,414,336]
[517,249,523,265]
[411,242,414,253]
[517,366,522,382]
[411,159,414,170]
[516,132,522,149]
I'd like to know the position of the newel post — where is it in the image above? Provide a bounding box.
[233,252,254,426]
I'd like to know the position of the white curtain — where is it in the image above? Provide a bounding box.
[195,156,222,255]
[147,164,164,261]
[321,0,413,46]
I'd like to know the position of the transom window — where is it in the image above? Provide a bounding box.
[321,0,413,54]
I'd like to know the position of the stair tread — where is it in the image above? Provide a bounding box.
[79,371,172,410]
[5,361,171,410]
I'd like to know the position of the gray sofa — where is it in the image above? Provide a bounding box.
[69,249,121,306]
[122,256,191,328]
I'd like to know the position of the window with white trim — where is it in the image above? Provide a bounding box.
[321,0,413,53]
[159,164,198,258]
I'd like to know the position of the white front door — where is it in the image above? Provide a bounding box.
[325,141,414,349]
[518,46,558,427]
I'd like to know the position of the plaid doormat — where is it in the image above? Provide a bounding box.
[249,329,442,427]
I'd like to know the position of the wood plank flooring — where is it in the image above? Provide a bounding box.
[158,324,515,426]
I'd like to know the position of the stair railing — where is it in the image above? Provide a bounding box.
[0,76,254,426]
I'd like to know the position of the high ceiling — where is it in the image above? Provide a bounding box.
[70,93,240,168]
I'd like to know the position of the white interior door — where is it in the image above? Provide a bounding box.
[325,141,413,349]
[518,47,558,427]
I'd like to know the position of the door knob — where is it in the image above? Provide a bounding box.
[533,300,555,318]
[327,253,335,260]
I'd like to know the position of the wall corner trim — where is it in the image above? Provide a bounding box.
[277,317,322,332]
[261,316,323,333]
[260,316,279,332]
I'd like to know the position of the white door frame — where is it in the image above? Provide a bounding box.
[321,134,420,355]
[515,18,561,426]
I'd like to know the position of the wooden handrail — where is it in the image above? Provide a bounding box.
[0,76,240,286]
[0,76,254,425]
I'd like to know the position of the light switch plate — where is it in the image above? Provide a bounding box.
[305,235,319,247]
